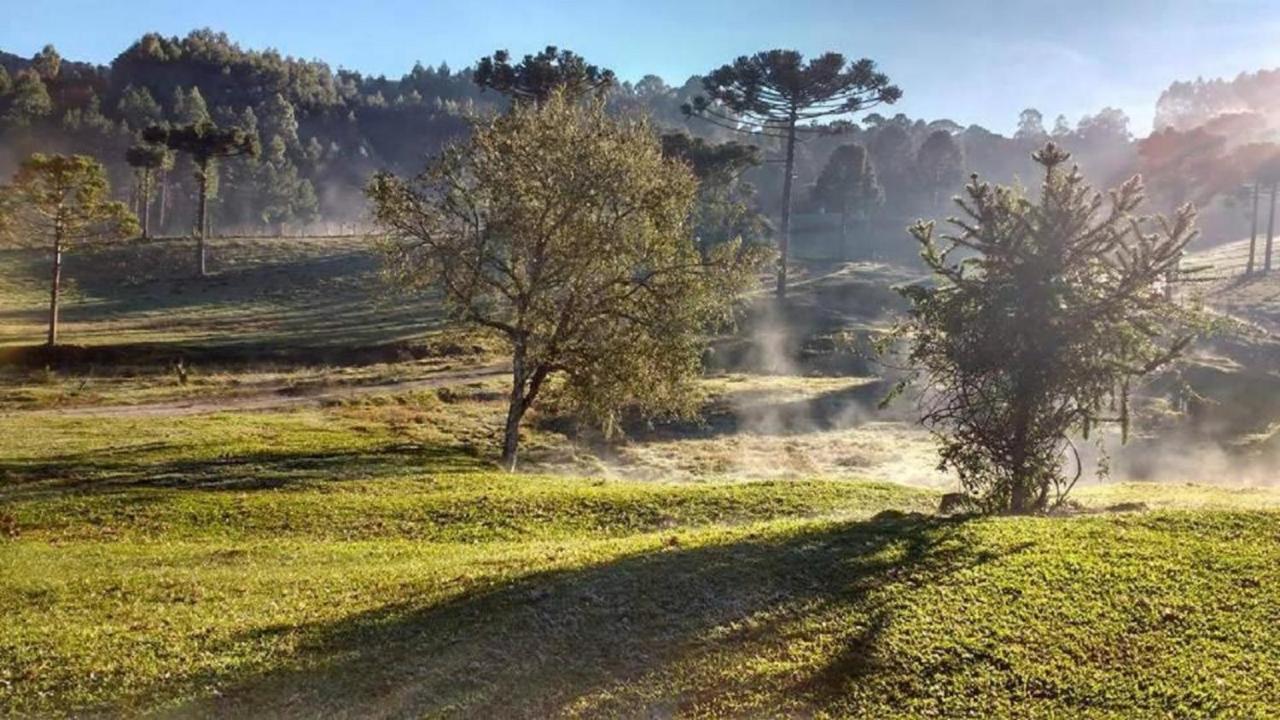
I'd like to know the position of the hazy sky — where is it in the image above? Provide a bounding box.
[5,0,1280,134]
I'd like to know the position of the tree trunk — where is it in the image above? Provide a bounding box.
[776,116,798,299]
[196,158,209,277]
[1266,182,1277,275]
[1248,182,1259,275]
[158,173,168,232]
[47,232,62,347]
[839,210,850,260]
[501,352,528,472]
[141,167,152,239]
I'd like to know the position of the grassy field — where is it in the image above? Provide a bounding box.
[0,237,442,350]
[2,238,1279,717]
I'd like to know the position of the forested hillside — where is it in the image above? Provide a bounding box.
[0,29,1267,250]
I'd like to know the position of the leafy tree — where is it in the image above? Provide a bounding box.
[144,121,259,275]
[124,142,172,237]
[0,154,138,346]
[3,70,53,126]
[0,66,12,96]
[369,92,764,470]
[811,143,883,256]
[660,132,769,255]
[915,129,964,210]
[893,144,1204,514]
[684,50,900,297]
[473,46,615,104]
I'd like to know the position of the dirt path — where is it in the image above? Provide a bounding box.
[23,364,508,418]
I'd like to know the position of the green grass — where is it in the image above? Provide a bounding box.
[0,237,441,349]
[2,240,1279,717]
[2,406,1279,718]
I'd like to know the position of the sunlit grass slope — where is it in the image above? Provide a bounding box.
[0,236,441,349]
[2,406,1278,718]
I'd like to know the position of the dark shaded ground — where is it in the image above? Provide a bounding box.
[164,513,993,719]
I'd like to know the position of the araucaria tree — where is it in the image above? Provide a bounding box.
[473,46,615,104]
[143,121,258,275]
[0,154,138,346]
[685,50,900,297]
[369,93,764,470]
[894,144,1204,514]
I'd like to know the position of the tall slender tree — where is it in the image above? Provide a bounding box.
[684,50,900,297]
[125,143,171,238]
[144,121,258,275]
[0,154,138,346]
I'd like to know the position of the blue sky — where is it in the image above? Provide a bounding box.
[5,0,1280,134]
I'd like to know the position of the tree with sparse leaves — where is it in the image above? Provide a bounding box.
[812,143,883,257]
[0,154,138,346]
[684,50,900,297]
[891,144,1207,514]
[144,121,258,275]
[369,92,765,470]
[473,46,615,104]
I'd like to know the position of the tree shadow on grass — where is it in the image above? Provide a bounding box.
[0,442,485,501]
[165,513,1017,719]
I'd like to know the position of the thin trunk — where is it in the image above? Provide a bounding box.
[1266,182,1277,274]
[501,349,527,472]
[158,173,168,231]
[196,158,209,277]
[776,115,798,299]
[141,167,152,239]
[1248,182,1259,275]
[47,231,62,347]
[839,209,850,260]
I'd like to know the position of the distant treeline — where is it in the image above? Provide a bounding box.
[0,29,1263,249]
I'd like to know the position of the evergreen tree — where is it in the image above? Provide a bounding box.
[31,44,62,81]
[894,144,1206,513]
[144,121,259,275]
[257,93,299,150]
[473,46,615,104]
[0,154,138,346]
[116,85,164,131]
[915,129,965,211]
[3,70,53,126]
[812,143,883,257]
[684,50,901,297]
[125,143,172,237]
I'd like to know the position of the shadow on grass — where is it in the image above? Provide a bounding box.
[0,442,486,500]
[166,512,1007,718]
